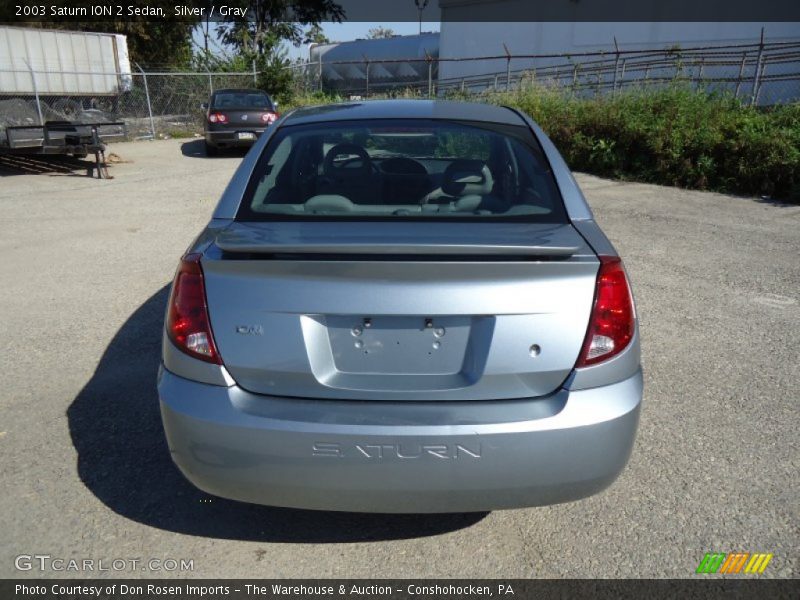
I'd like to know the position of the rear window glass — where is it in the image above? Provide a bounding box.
[212,92,274,110]
[237,119,567,222]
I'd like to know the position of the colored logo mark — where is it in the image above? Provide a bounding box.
[696,552,773,574]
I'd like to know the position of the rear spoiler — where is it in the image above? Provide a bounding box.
[215,240,580,257]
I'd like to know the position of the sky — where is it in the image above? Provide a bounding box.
[316,21,440,42]
[288,21,440,58]
[195,21,441,62]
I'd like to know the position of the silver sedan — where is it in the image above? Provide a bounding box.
[158,100,642,513]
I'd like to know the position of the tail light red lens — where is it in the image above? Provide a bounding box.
[261,112,277,124]
[576,256,635,367]
[166,253,221,364]
[208,113,227,124]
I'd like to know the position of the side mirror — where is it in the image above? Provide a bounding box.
[200,102,209,110]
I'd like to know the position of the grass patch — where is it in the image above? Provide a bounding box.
[163,129,200,139]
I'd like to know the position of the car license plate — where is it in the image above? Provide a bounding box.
[237,132,256,140]
[326,315,477,375]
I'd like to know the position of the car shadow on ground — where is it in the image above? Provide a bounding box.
[180,139,248,159]
[67,286,487,542]
[751,196,800,208]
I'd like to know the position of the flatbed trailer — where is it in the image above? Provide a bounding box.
[1,121,125,178]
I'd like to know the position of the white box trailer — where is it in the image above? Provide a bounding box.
[0,25,132,115]
[0,27,128,173]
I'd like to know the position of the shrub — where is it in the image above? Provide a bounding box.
[279,84,799,200]
[492,85,800,201]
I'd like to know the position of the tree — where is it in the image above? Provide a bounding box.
[305,23,329,45]
[215,0,344,100]
[216,0,344,56]
[123,22,196,67]
[367,26,395,39]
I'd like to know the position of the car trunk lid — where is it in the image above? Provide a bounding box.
[202,221,598,401]
[211,108,274,131]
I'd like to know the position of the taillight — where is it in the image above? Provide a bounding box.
[261,112,277,124]
[575,256,635,367]
[166,253,221,364]
[208,112,227,124]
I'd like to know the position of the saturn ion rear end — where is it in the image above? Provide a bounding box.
[158,100,642,513]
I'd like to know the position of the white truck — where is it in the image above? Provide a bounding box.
[0,25,132,121]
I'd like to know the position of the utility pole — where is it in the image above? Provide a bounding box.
[415,0,429,35]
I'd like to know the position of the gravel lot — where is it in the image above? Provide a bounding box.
[0,139,797,578]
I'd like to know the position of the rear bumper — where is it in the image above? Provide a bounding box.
[205,128,265,147]
[158,367,642,513]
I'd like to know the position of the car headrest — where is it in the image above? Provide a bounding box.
[441,160,494,197]
[322,143,372,178]
[305,194,354,212]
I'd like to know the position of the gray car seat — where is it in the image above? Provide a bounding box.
[424,159,496,211]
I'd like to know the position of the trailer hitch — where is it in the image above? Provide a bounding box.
[91,126,112,179]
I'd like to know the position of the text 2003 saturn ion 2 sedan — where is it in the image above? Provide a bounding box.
[158,100,642,513]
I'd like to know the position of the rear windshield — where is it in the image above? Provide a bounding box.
[212,91,274,110]
[237,118,567,222]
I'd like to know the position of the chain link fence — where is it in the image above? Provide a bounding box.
[2,36,798,144]
[0,67,257,141]
[288,38,800,106]
[122,70,258,139]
